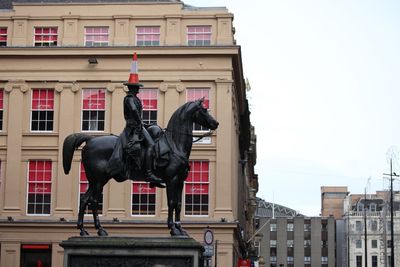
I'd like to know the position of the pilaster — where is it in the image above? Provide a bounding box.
[54,82,78,218]
[106,83,126,217]
[216,15,233,45]
[62,18,79,46]
[2,81,27,215]
[165,16,182,45]
[214,79,234,221]
[11,18,28,46]
[0,242,20,267]
[113,17,130,46]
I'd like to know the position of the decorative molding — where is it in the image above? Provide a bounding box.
[107,83,125,93]
[55,83,79,93]
[4,81,28,93]
[160,81,184,93]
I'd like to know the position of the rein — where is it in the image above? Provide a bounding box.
[165,129,214,143]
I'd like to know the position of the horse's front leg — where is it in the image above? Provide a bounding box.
[166,178,181,236]
[174,179,188,236]
[92,185,108,236]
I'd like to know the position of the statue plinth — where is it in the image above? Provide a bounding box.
[60,236,204,267]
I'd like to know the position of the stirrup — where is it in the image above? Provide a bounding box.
[145,171,164,184]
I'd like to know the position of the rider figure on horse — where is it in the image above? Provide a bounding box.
[106,53,164,187]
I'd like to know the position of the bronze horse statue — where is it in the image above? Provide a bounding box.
[63,99,219,236]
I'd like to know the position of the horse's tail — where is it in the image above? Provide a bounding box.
[63,133,93,174]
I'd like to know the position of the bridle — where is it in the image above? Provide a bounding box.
[165,129,215,143]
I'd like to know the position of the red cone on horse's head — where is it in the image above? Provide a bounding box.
[124,52,143,87]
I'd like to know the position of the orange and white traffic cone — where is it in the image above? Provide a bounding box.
[124,52,143,87]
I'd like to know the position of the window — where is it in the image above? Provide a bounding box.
[270,223,277,232]
[187,26,211,46]
[138,89,157,125]
[304,256,311,264]
[254,241,260,257]
[79,162,103,215]
[304,223,311,231]
[0,89,3,130]
[372,255,378,267]
[287,223,294,231]
[184,160,209,216]
[321,256,328,264]
[287,240,294,247]
[357,203,364,211]
[21,244,51,267]
[136,26,160,46]
[370,220,378,231]
[270,240,277,247]
[371,239,378,248]
[321,240,327,247]
[27,160,52,215]
[84,27,109,46]
[321,222,327,231]
[270,256,277,264]
[287,256,293,264]
[304,240,311,247]
[356,220,363,232]
[356,239,362,248]
[387,239,392,248]
[31,89,54,132]
[82,89,105,131]
[132,182,156,216]
[370,203,377,212]
[186,88,210,131]
[356,256,362,267]
[34,27,57,46]
[0,27,7,46]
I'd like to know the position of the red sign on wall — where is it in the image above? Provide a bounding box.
[238,259,250,267]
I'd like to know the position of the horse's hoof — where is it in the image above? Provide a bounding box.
[80,229,90,236]
[170,225,182,236]
[97,228,108,236]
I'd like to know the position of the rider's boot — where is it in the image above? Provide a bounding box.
[145,147,165,187]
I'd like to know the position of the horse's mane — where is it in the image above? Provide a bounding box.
[166,101,196,135]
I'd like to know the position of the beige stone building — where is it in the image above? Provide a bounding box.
[0,0,258,266]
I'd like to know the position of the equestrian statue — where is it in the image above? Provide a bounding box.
[62,53,219,237]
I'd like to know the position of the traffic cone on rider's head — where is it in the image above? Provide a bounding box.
[124,52,143,88]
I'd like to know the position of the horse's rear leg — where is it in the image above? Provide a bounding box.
[78,186,93,236]
[92,184,108,236]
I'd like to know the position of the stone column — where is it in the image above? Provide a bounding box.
[106,83,127,217]
[159,81,184,215]
[2,81,28,215]
[214,79,234,221]
[11,18,28,46]
[54,83,79,218]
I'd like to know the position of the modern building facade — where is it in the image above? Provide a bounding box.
[339,191,400,267]
[0,0,258,266]
[253,198,336,267]
[321,186,349,219]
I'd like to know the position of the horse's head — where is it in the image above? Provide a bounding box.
[191,98,219,130]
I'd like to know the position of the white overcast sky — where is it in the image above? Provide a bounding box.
[184,0,400,216]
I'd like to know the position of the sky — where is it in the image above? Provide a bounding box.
[184,0,400,216]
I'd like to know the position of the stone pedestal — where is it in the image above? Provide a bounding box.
[60,236,204,267]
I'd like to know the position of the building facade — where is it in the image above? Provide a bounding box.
[321,186,349,219]
[253,198,336,267]
[340,191,400,267]
[0,1,258,266]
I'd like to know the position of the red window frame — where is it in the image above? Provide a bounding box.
[34,27,57,47]
[84,27,109,47]
[138,88,158,125]
[136,26,160,46]
[82,89,106,131]
[27,160,52,215]
[0,27,7,46]
[79,162,103,215]
[186,88,210,132]
[187,26,211,46]
[131,182,156,216]
[184,160,209,216]
[31,89,54,132]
